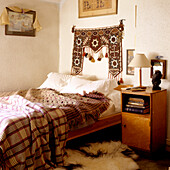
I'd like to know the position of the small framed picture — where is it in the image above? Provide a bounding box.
[78,0,118,18]
[126,49,135,75]
[5,7,36,37]
[150,59,166,79]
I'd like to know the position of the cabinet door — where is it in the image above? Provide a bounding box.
[122,113,150,151]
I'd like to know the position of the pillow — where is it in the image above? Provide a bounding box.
[47,72,73,82]
[39,74,68,91]
[60,77,118,95]
[39,72,97,92]
[76,75,97,81]
[48,72,97,81]
[60,77,91,94]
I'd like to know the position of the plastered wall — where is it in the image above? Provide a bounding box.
[59,0,170,140]
[0,0,59,91]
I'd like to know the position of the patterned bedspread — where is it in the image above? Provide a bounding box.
[0,88,110,169]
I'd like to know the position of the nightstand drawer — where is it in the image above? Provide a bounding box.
[122,112,150,151]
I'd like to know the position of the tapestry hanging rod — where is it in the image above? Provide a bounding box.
[72,19,125,33]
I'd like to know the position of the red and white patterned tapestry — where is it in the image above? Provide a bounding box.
[71,20,124,78]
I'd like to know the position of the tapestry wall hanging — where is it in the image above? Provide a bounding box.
[71,20,124,78]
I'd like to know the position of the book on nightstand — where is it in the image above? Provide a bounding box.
[125,104,149,109]
[124,107,150,114]
[128,97,144,103]
[127,101,149,107]
[124,97,150,114]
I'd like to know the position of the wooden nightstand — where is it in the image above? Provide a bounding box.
[121,89,167,152]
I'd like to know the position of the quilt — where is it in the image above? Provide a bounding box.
[0,88,110,169]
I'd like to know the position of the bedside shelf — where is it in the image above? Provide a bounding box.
[121,89,167,152]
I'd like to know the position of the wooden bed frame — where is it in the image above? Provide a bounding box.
[68,113,122,140]
[67,84,132,141]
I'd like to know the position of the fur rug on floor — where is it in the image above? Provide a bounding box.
[55,141,139,170]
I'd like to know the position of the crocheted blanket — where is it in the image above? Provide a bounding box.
[4,88,110,126]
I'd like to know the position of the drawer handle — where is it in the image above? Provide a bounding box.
[123,124,126,128]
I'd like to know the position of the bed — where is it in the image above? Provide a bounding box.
[0,72,126,169]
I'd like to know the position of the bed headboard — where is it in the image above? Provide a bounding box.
[71,20,124,80]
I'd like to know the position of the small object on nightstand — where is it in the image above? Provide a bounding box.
[124,86,146,91]
[131,87,146,92]
[155,56,163,59]
[114,85,133,91]
[125,87,132,90]
[117,78,124,85]
[152,70,162,90]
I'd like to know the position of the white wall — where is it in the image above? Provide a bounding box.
[59,0,170,140]
[136,0,170,143]
[0,0,59,91]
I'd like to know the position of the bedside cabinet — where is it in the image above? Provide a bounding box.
[121,89,167,152]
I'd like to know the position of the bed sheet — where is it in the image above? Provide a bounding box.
[100,89,121,117]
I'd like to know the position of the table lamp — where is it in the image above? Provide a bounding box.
[129,53,151,88]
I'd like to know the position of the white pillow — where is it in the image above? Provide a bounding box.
[48,72,97,81]
[39,72,98,92]
[39,74,68,91]
[60,77,91,94]
[60,77,117,95]
[47,72,73,82]
[76,75,97,81]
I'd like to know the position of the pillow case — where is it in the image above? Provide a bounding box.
[60,76,118,95]
[39,72,98,91]
[47,72,73,82]
[48,72,97,81]
[76,74,97,81]
[39,74,67,91]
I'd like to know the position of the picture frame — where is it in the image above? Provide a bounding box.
[126,49,135,75]
[150,59,166,79]
[5,7,36,37]
[78,0,118,18]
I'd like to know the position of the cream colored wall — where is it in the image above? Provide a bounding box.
[59,0,170,139]
[0,0,59,91]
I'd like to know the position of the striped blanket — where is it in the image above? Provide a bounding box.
[0,95,68,169]
[0,88,110,169]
